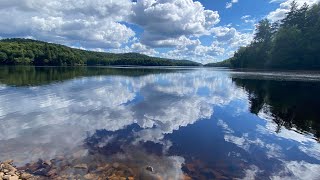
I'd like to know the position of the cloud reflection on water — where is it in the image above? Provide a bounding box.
[0,68,319,179]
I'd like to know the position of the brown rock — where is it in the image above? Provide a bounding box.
[47,169,58,177]
[72,150,87,159]
[96,164,110,172]
[55,156,64,161]
[3,160,13,165]
[8,175,19,180]
[112,163,119,169]
[3,164,16,172]
[74,164,88,169]
[2,175,10,180]
[43,160,52,166]
[20,173,32,180]
[0,172,4,179]
[3,170,9,173]
[84,173,96,180]
[105,167,115,176]
[6,171,16,176]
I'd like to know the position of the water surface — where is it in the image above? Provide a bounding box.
[0,66,319,179]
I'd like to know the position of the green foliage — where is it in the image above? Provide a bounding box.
[204,58,232,67]
[210,1,320,70]
[254,19,273,44]
[0,38,200,66]
[0,52,7,63]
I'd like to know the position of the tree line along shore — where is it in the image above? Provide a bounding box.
[206,1,320,70]
[0,38,200,67]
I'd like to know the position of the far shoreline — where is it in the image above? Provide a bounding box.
[3,65,320,73]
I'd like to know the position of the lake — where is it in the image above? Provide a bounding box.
[0,66,319,179]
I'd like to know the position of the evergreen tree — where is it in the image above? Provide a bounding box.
[208,2,320,70]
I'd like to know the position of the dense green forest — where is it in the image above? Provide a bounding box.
[206,1,320,70]
[0,38,200,66]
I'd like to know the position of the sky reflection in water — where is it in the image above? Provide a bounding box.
[0,67,319,179]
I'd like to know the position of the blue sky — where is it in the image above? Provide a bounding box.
[0,0,318,63]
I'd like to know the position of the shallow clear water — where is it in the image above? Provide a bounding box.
[0,66,319,179]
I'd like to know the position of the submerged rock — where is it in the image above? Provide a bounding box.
[112,162,120,168]
[0,160,36,180]
[8,175,18,180]
[84,173,96,180]
[43,160,52,166]
[74,164,88,169]
[20,173,32,179]
[146,166,154,172]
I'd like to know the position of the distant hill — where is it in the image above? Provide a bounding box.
[204,59,231,67]
[206,2,320,70]
[0,38,201,66]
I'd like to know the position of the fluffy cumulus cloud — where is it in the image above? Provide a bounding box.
[163,42,225,63]
[207,26,253,60]
[211,26,253,47]
[267,0,320,22]
[131,0,220,47]
[0,0,135,48]
[130,42,158,56]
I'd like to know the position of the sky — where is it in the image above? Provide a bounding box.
[0,0,319,63]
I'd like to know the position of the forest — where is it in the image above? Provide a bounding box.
[206,1,320,70]
[0,38,200,66]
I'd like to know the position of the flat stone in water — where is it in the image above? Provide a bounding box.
[74,164,88,169]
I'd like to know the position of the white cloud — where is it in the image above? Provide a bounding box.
[240,15,256,24]
[298,144,320,160]
[157,24,254,63]
[270,0,285,3]
[241,165,260,180]
[267,0,320,22]
[0,0,135,48]
[217,117,320,180]
[226,0,239,9]
[130,42,158,56]
[131,0,220,47]
[241,15,251,19]
[211,26,252,45]
[226,2,233,9]
[271,161,320,180]
[163,40,225,63]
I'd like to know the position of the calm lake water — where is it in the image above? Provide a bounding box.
[0,66,319,179]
